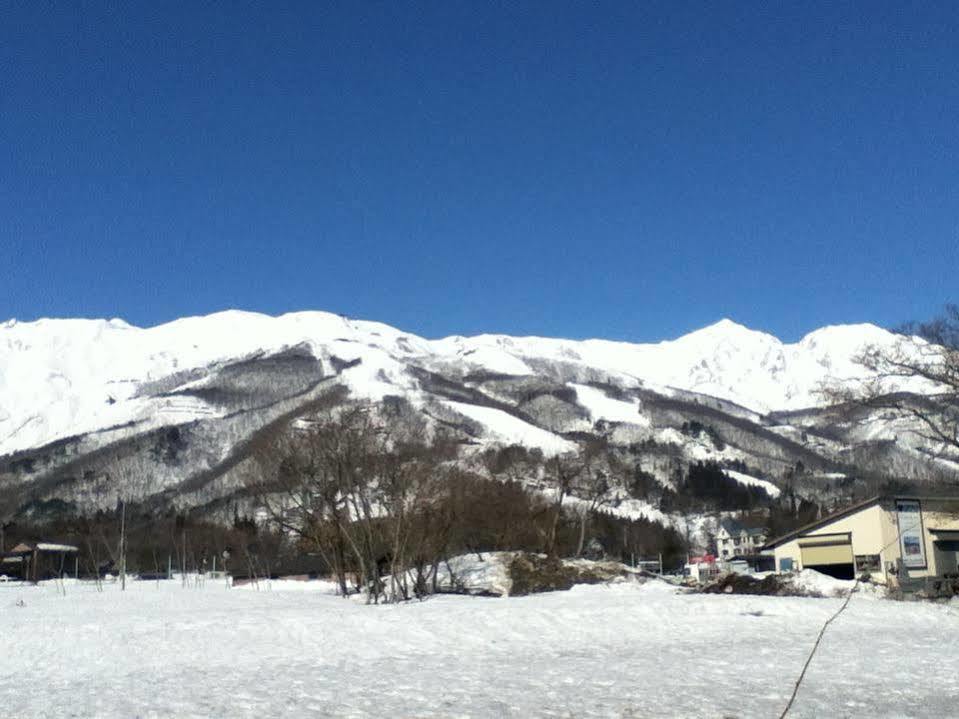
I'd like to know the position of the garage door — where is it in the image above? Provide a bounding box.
[800,542,853,566]
[799,537,855,579]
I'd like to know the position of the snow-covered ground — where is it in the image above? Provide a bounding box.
[1,578,956,718]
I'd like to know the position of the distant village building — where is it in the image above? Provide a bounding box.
[0,541,78,582]
[716,519,767,558]
[763,495,959,586]
[684,554,721,582]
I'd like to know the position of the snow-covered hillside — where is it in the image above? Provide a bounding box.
[0,309,947,517]
[0,310,916,457]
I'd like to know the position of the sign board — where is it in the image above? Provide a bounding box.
[896,500,926,569]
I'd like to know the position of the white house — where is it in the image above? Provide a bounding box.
[716,518,767,559]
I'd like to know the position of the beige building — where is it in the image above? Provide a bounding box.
[763,495,959,585]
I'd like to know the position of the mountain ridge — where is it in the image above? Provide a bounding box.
[3,308,949,523]
[0,309,914,459]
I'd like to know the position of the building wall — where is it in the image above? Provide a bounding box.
[916,500,959,579]
[772,504,899,581]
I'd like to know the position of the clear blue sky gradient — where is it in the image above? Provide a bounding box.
[2,3,957,342]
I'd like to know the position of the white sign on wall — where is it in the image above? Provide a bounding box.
[896,499,926,569]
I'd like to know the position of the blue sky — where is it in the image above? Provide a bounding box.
[2,3,956,342]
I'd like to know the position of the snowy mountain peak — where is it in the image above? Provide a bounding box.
[671,318,779,349]
[696,317,754,334]
[0,309,914,458]
[797,322,893,350]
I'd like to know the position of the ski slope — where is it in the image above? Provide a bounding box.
[724,469,783,498]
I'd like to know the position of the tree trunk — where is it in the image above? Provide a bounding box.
[576,510,588,558]
[546,491,564,557]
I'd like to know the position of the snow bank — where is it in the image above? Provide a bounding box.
[787,569,886,599]
[232,578,341,593]
[435,552,514,596]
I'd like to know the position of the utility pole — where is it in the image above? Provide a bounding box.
[119,498,127,591]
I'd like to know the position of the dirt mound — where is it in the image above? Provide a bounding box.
[507,554,649,596]
[701,572,816,597]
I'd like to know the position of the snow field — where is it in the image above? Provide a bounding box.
[568,383,648,426]
[442,400,576,456]
[1,578,957,718]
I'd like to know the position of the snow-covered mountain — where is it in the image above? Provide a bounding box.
[0,310,947,518]
[0,310,914,456]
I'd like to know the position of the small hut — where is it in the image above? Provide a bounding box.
[0,542,78,582]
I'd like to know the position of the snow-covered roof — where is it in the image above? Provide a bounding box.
[4,542,79,554]
[35,543,78,553]
[719,518,766,537]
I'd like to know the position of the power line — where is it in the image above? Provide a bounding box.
[778,511,924,718]
[777,579,857,719]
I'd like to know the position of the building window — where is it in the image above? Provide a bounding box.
[854,555,880,573]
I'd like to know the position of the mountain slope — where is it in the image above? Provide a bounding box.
[0,310,920,456]
[0,309,949,518]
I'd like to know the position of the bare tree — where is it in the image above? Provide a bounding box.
[247,405,378,597]
[541,452,584,557]
[118,496,127,590]
[570,443,620,558]
[823,304,959,464]
[0,491,14,553]
[247,402,456,603]
[104,456,144,590]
